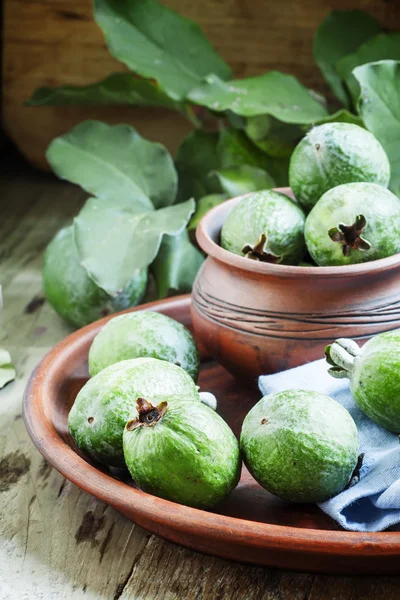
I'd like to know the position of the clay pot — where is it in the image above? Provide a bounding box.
[191,188,400,383]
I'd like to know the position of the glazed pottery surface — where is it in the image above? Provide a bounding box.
[24,296,400,574]
[192,188,400,381]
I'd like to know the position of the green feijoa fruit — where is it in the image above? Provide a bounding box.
[220,190,306,265]
[326,331,400,432]
[88,311,200,380]
[305,183,400,266]
[68,357,200,467]
[289,123,390,211]
[43,226,148,328]
[240,390,359,503]
[123,397,240,508]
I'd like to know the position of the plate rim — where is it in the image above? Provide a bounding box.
[23,294,400,566]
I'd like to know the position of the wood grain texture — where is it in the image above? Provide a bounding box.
[1,155,400,596]
[3,0,398,170]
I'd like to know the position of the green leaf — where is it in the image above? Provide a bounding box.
[310,108,364,128]
[245,115,302,158]
[175,130,221,202]
[217,129,289,187]
[337,33,400,104]
[0,348,16,389]
[94,0,231,101]
[218,129,269,169]
[213,165,275,197]
[74,196,195,296]
[188,72,328,123]
[354,60,400,195]
[47,121,177,209]
[313,10,380,106]
[151,230,204,298]
[188,194,228,231]
[27,73,185,112]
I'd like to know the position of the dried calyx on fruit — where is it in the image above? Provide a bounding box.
[126,398,168,430]
[328,215,371,257]
[242,233,281,263]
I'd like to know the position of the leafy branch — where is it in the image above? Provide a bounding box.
[28,1,400,316]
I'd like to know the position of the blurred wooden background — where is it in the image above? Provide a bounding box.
[3,0,398,170]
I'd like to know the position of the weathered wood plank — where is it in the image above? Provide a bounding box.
[1,158,399,598]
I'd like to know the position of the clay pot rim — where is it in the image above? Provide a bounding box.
[196,188,400,279]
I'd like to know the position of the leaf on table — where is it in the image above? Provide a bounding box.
[337,33,400,105]
[151,230,204,299]
[188,72,328,123]
[0,348,16,389]
[354,60,400,195]
[47,121,177,209]
[94,0,231,101]
[213,165,276,197]
[175,130,222,202]
[27,73,186,112]
[188,194,228,231]
[313,10,381,107]
[74,196,195,296]
[245,115,302,158]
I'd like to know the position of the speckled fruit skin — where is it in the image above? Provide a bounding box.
[88,311,200,380]
[68,358,200,466]
[240,390,359,503]
[331,331,400,433]
[305,183,400,266]
[220,190,306,265]
[289,123,390,211]
[43,226,148,328]
[123,399,241,508]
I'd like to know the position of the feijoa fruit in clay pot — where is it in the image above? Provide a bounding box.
[68,357,200,467]
[305,183,400,266]
[88,311,200,380]
[240,390,359,503]
[289,123,390,211]
[326,330,400,433]
[123,397,241,508]
[43,226,148,327]
[220,190,306,265]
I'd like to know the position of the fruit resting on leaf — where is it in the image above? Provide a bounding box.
[220,190,306,265]
[240,390,359,503]
[88,311,200,380]
[304,183,400,266]
[68,357,200,466]
[326,330,400,433]
[123,397,240,508]
[289,122,390,211]
[43,226,148,327]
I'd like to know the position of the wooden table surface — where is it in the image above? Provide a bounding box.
[1,152,399,599]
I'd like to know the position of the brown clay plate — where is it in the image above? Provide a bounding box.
[23,295,400,574]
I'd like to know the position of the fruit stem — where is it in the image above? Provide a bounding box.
[199,391,217,410]
[126,398,168,431]
[325,338,360,378]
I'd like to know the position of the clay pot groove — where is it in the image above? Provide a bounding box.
[193,282,400,337]
[191,190,400,379]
